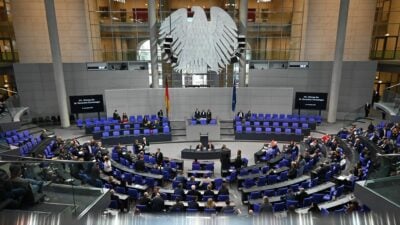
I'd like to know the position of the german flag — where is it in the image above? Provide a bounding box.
[165,78,170,117]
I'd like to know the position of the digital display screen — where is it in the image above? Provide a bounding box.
[69,95,104,114]
[295,92,328,110]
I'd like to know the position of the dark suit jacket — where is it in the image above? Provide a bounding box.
[200,111,206,118]
[203,190,215,198]
[151,196,165,212]
[206,112,212,120]
[217,187,229,196]
[155,152,163,165]
[187,190,202,200]
[187,201,199,209]
[135,159,146,172]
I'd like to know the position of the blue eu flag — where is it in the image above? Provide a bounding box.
[232,82,237,112]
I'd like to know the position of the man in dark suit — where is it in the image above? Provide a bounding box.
[217,183,229,196]
[138,192,151,211]
[141,137,150,152]
[364,102,371,117]
[135,155,146,172]
[187,185,202,201]
[187,196,200,210]
[194,108,201,119]
[200,109,206,118]
[151,193,165,212]
[206,109,212,123]
[203,184,215,199]
[155,148,163,166]
[157,109,164,120]
[173,183,185,199]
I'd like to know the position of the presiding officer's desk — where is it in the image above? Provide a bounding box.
[181,148,231,160]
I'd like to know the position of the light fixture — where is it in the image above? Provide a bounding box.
[4,84,9,88]
[113,0,126,3]
[385,33,390,36]
[257,0,272,2]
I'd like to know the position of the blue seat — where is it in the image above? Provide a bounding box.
[257,176,267,186]
[292,123,299,128]
[187,208,198,213]
[133,130,140,135]
[192,164,201,170]
[245,127,252,133]
[303,196,313,207]
[295,128,302,135]
[217,195,229,201]
[263,189,275,197]
[253,203,261,213]
[214,178,223,189]
[200,120,207,125]
[114,125,121,130]
[263,121,269,127]
[109,200,118,209]
[204,208,216,214]
[134,123,140,129]
[129,116,135,123]
[312,193,324,203]
[276,187,288,196]
[302,123,309,129]
[282,122,289,127]
[249,191,261,200]
[143,129,150,135]
[265,127,272,134]
[116,186,126,194]
[273,202,286,212]
[104,126,111,131]
[275,127,282,133]
[102,132,109,137]
[272,122,279,127]
[112,131,120,136]
[285,128,291,134]
[245,121,250,126]
[267,175,278,184]
[254,121,260,127]
[255,127,262,133]
[137,115,143,123]
[163,126,170,133]
[243,178,256,188]
[286,200,298,208]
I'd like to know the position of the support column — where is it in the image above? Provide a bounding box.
[327,0,350,123]
[238,0,248,87]
[44,0,70,128]
[148,0,159,88]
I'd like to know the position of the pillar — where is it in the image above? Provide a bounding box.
[44,0,70,128]
[327,0,350,123]
[238,0,248,87]
[148,0,159,88]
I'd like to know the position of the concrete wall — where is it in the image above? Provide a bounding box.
[104,87,294,121]
[248,61,377,119]
[11,0,92,63]
[13,63,148,117]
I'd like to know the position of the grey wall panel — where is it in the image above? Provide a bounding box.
[14,63,149,117]
[105,87,293,121]
[249,61,377,119]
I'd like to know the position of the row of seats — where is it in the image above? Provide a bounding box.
[6,130,33,146]
[236,113,321,123]
[236,121,310,129]
[236,126,303,135]
[78,115,169,128]
[44,140,57,159]
[19,136,42,157]
[93,122,170,132]
[102,127,170,138]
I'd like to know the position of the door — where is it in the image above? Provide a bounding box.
[373,36,398,59]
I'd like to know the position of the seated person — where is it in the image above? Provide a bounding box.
[245,110,252,120]
[221,200,240,214]
[200,109,207,119]
[110,189,129,212]
[135,155,146,172]
[169,198,185,212]
[121,112,128,123]
[187,196,200,210]
[187,185,202,201]
[237,110,244,120]
[113,109,120,120]
[206,109,212,123]
[217,183,230,196]
[207,142,215,151]
[142,116,150,127]
[194,108,201,120]
[173,183,186,199]
[205,198,216,209]
[195,143,203,151]
[259,196,273,213]
[9,165,43,204]
[138,192,151,211]
[203,184,215,199]
[151,193,165,212]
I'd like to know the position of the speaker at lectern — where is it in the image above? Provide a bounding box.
[200,133,208,147]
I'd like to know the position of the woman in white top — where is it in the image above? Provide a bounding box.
[103,156,113,176]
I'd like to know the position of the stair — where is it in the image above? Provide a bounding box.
[219,120,234,140]
[170,121,186,141]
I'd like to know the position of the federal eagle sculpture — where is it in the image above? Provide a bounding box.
[159,6,239,74]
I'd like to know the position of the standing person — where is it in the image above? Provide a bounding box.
[157,109,164,120]
[154,148,163,166]
[364,102,371,117]
[141,137,150,152]
[234,150,243,169]
[200,109,207,119]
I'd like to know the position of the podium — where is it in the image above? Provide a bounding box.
[186,119,220,141]
[200,133,208,147]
